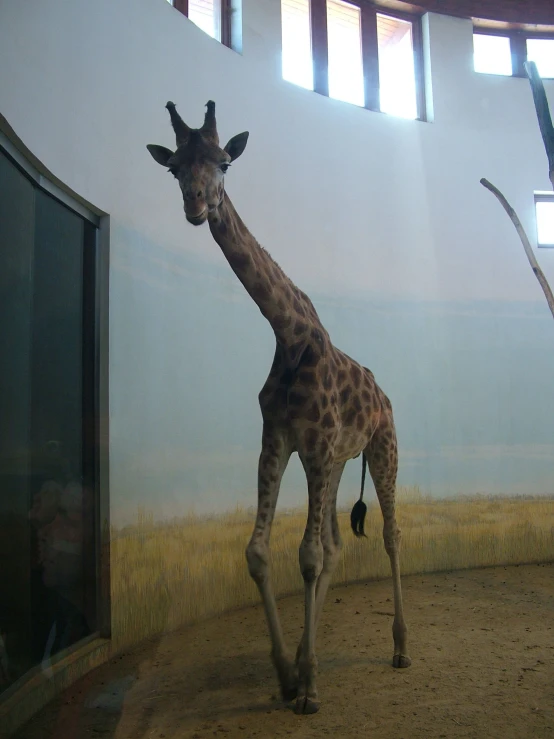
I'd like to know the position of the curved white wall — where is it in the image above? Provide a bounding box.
[2,0,554,523]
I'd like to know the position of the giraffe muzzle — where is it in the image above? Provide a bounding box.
[185,207,208,226]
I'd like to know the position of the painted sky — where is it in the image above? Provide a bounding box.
[108,224,554,524]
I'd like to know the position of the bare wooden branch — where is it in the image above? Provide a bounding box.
[524,61,554,189]
[480,177,554,321]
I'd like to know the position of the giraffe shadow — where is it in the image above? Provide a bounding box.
[186,650,275,692]
[12,640,396,739]
[165,651,396,727]
[319,654,392,669]
[191,650,390,695]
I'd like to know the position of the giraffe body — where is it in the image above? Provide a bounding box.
[147,101,410,714]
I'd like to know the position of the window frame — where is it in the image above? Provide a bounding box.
[0,120,112,647]
[535,192,554,248]
[171,0,235,48]
[287,0,426,120]
[0,116,112,733]
[473,27,554,80]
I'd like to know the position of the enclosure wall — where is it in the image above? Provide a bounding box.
[1,0,554,650]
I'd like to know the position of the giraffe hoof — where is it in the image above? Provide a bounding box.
[294,697,320,715]
[393,654,411,668]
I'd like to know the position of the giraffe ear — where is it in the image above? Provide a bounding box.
[147,144,174,167]
[224,132,249,162]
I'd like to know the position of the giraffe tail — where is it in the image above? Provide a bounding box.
[350,453,368,538]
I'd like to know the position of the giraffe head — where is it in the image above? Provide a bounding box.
[147,100,249,226]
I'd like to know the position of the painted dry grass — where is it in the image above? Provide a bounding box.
[110,488,554,652]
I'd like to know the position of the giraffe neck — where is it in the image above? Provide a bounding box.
[208,192,323,348]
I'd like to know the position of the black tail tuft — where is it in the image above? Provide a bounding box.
[350,499,368,537]
[351,453,368,537]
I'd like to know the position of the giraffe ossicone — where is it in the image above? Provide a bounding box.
[147,100,411,714]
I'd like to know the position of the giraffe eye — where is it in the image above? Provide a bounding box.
[220,163,230,174]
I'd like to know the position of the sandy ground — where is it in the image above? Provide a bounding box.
[13,563,554,739]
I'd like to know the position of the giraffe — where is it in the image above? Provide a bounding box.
[147,100,411,715]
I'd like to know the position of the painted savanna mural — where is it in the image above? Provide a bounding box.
[110,492,554,654]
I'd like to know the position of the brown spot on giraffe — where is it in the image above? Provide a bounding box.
[344,408,356,426]
[273,314,292,330]
[298,370,317,386]
[148,98,411,716]
[289,341,306,361]
[300,344,319,367]
[340,387,351,404]
[230,250,249,268]
[306,402,321,423]
[251,282,271,301]
[293,298,305,314]
[288,391,307,406]
[350,365,362,388]
[304,427,319,452]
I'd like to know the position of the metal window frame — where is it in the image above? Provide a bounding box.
[473,27,554,80]
[285,0,427,121]
[171,0,238,50]
[534,191,554,248]
[0,118,111,657]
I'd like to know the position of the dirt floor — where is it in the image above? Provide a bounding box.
[13,563,554,739]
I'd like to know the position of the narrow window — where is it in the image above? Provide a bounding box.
[327,0,364,107]
[189,0,221,40]
[535,194,554,247]
[473,33,512,75]
[377,13,417,119]
[526,39,554,79]
[281,0,313,90]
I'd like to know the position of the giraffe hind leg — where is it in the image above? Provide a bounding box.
[364,424,411,668]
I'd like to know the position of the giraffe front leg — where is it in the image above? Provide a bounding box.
[295,462,345,666]
[245,423,297,702]
[295,534,322,714]
[294,456,333,715]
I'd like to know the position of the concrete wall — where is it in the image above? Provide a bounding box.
[1,0,554,523]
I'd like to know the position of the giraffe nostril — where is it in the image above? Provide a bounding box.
[197,190,203,198]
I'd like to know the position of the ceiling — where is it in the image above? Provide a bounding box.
[377,1,554,27]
